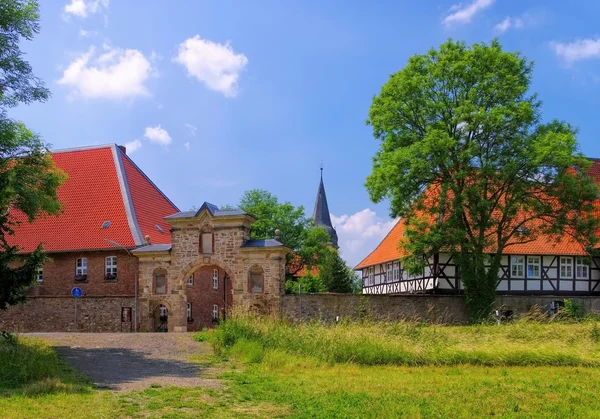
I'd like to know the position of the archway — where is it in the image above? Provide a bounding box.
[153,304,169,332]
[184,264,233,331]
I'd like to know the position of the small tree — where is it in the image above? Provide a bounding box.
[320,250,354,293]
[366,39,599,322]
[0,1,66,310]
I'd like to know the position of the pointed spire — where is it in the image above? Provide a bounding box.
[312,165,338,248]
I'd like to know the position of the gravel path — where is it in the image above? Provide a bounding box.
[26,333,220,392]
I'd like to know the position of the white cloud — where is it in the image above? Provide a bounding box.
[144,125,172,146]
[331,209,397,268]
[184,123,197,136]
[124,139,142,154]
[552,38,600,63]
[79,29,98,37]
[58,44,154,100]
[173,35,248,97]
[184,141,191,150]
[443,0,494,26]
[64,0,109,18]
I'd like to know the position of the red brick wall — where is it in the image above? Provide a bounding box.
[29,250,136,297]
[185,265,232,331]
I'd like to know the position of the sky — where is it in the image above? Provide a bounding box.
[11,0,600,267]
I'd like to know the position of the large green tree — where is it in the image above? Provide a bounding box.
[237,190,331,284]
[319,249,355,293]
[0,1,65,310]
[366,40,599,321]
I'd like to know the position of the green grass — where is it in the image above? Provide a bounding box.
[201,315,600,366]
[4,319,600,418]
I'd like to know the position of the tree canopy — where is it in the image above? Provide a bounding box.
[0,1,65,310]
[237,189,331,282]
[366,39,599,321]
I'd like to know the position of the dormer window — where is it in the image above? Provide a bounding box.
[75,258,88,281]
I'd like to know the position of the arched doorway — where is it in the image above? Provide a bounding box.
[153,304,168,332]
[184,265,233,331]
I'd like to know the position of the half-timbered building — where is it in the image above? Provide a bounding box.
[356,159,600,296]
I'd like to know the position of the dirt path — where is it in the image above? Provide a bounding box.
[27,333,220,392]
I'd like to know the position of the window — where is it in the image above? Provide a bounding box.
[386,263,392,283]
[511,256,524,278]
[249,266,264,293]
[212,304,219,321]
[213,269,219,289]
[154,269,167,294]
[368,267,374,285]
[393,262,400,281]
[560,257,573,278]
[187,303,193,322]
[576,257,589,279]
[527,256,541,278]
[36,266,43,284]
[75,258,88,280]
[201,232,213,254]
[187,275,194,286]
[105,256,117,279]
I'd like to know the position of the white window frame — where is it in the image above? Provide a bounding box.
[560,257,573,278]
[576,257,589,279]
[187,274,194,286]
[386,263,392,283]
[187,303,192,321]
[393,262,400,281]
[511,256,525,278]
[105,256,117,277]
[212,304,219,321]
[527,256,541,279]
[76,258,88,276]
[368,267,374,286]
[213,269,219,289]
[36,265,43,283]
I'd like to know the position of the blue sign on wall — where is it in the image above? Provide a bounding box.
[71,287,83,298]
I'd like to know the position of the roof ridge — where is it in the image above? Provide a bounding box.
[50,143,117,154]
[354,217,402,270]
[111,144,144,246]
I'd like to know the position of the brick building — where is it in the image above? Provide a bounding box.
[0,144,288,332]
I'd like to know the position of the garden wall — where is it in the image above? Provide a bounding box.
[281,293,600,324]
[0,296,136,332]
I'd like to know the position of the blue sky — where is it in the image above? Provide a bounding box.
[12,0,600,266]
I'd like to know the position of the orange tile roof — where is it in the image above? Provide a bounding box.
[355,159,600,270]
[7,144,179,253]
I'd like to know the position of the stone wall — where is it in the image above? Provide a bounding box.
[0,296,135,332]
[281,294,600,324]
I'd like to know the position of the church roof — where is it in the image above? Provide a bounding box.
[7,144,179,253]
[312,169,338,247]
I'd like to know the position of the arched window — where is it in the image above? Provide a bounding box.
[248,265,264,294]
[154,268,167,294]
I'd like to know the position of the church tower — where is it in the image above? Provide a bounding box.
[312,167,338,248]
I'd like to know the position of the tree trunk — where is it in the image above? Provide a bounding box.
[459,250,499,322]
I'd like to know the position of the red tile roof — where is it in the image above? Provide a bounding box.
[355,159,600,270]
[7,144,179,253]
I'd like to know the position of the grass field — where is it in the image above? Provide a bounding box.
[2,317,600,418]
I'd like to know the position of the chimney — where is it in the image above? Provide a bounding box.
[118,145,126,154]
[145,235,151,245]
